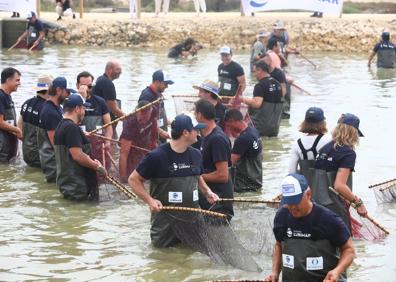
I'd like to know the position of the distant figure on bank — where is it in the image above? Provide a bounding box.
[218,46,246,97]
[168,38,202,58]
[0,68,21,163]
[368,31,396,68]
[13,12,45,51]
[155,0,170,17]
[18,75,52,168]
[250,30,270,72]
[310,11,323,18]
[129,0,137,18]
[11,12,20,18]
[224,109,263,193]
[56,0,76,21]
[193,0,206,16]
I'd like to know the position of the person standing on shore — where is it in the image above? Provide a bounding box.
[56,0,76,21]
[18,75,52,168]
[368,31,396,68]
[155,0,170,17]
[218,46,246,97]
[193,0,206,16]
[0,67,21,163]
[38,77,71,183]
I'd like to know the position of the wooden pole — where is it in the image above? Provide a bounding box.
[240,1,245,17]
[79,0,83,19]
[36,0,41,17]
[137,0,141,19]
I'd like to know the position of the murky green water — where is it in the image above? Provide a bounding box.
[0,46,396,281]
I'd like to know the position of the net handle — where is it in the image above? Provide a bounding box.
[368,177,396,189]
[161,206,227,218]
[217,198,280,204]
[106,175,137,199]
[87,98,162,135]
[90,133,150,153]
[379,182,396,192]
[328,186,389,235]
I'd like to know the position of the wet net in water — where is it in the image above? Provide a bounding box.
[369,178,396,204]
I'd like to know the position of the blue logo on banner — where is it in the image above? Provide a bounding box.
[250,0,268,8]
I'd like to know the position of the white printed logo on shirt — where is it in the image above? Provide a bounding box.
[252,140,259,150]
[169,192,182,203]
[306,257,323,270]
[282,254,294,269]
[193,190,199,201]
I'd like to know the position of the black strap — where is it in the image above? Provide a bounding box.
[297,134,324,160]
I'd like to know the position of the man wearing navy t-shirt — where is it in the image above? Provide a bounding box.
[38,77,71,183]
[224,109,262,192]
[218,46,246,97]
[368,31,396,68]
[138,69,174,144]
[129,113,218,248]
[194,99,234,217]
[14,12,45,50]
[0,67,21,163]
[264,174,355,282]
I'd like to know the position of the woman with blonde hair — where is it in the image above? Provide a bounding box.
[312,113,367,231]
[288,107,332,185]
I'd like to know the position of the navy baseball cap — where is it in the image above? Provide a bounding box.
[27,11,36,19]
[281,173,309,205]
[305,107,325,123]
[152,70,174,85]
[171,114,206,133]
[382,31,390,41]
[52,77,77,93]
[339,113,364,137]
[64,94,91,108]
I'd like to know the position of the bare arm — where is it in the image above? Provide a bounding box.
[323,238,355,282]
[280,82,287,97]
[118,138,131,181]
[128,170,162,212]
[16,30,28,43]
[47,130,56,146]
[368,51,376,67]
[106,100,125,118]
[334,168,367,217]
[198,176,219,204]
[230,153,241,166]
[17,115,23,132]
[69,147,102,171]
[202,161,228,183]
[241,96,263,109]
[31,30,45,47]
[264,241,282,282]
[0,114,22,139]
[237,75,246,93]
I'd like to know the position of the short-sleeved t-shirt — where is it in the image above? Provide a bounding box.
[373,41,396,53]
[54,119,89,148]
[253,76,282,103]
[120,114,154,146]
[39,100,63,131]
[201,126,231,173]
[85,95,109,117]
[136,143,202,179]
[92,74,117,102]
[218,61,245,82]
[27,20,44,32]
[273,203,350,247]
[315,141,356,172]
[270,68,287,84]
[215,102,226,126]
[232,126,262,159]
[138,86,164,122]
[20,95,46,126]
[250,41,266,63]
[0,90,14,117]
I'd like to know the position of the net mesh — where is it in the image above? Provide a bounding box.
[369,179,396,204]
[349,207,387,241]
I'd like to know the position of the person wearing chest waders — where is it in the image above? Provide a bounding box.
[194,99,234,218]
[240,61,283,137]
[217,46,246,97]
[54,94,106,201]
[224,109,262,193]
[368,31,396,69]
[13,12,45,51]
[312,114,368,232]
[139,70,173,144]
[250,30,270,72]
[129,113,218,248]
[38,77,72,183]
[264,174,355,282]
[77,71,112,168]
[18,75,52,167]
[0,68,22,163]
[288,107,332,186]
[119,100,157,183]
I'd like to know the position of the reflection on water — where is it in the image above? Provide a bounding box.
[0,46,396,281]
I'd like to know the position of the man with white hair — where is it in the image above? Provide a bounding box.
[250,30,270,72]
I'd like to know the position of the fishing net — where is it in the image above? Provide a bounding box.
[369,178,396,203]
[171,94,198,114]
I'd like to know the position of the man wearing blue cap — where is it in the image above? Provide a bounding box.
[38,77,72,183]
[368,31,396,68]
[129,113,218,248]
[139,69,174,144]
[13,11,45,51]
[54,94,106,201]
[264,174,355,282]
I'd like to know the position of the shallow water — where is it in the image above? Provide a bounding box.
[0,46,396,281]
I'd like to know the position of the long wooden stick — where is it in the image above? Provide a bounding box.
[207,280,265,282]
[106,175,136,198]
[171,94,235,101]
[28,45,36,52]
[369,178,396,189]
[379,183,396,192]
[291,82,313,96]
[106,151,119,170]
[328,186,389,235]
[8,41,20,51]
[271,193,282,201]
[90,133,150,153]
[161,206,227,218]
[87,98,162,135]
[217,198,280,205]
[298,53,317,69]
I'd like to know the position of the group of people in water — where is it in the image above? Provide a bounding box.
[3,15,396,281]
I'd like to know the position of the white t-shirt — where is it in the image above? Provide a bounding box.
[288,134,332,173]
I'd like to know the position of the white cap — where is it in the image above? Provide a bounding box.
[219,46,231,55]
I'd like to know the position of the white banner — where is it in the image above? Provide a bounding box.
[0,0,36,14]
[241,0,343,16]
